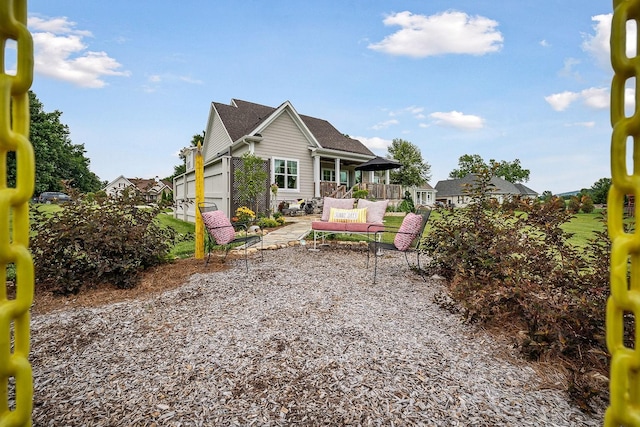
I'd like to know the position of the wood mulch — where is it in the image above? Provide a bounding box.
[30,256,229,315]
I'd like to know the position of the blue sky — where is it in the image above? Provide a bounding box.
[24,1,615,194]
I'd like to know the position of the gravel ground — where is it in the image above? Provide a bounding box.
[30,245,604,426]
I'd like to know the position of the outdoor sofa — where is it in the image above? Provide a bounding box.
[310,197,389,250]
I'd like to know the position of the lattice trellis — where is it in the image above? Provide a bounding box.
[230,157,270,217]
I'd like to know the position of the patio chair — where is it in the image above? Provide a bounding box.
[367,209,431,284]
[198,202,263,272]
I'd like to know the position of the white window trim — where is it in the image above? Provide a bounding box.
[273,157,300,193]
[322,168,335,182]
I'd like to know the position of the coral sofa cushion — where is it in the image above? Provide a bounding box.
[393,213,423,251]
[328,207,367,223]
[321,197,355,221]
[357,199,389,224]
[202,211,236,245]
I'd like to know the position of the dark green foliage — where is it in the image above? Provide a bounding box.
[589,177,611,205]
[31,194,177,295]
[397,191,415,213]
[387,138,431,186]
[8,91,102,194]
[449,154,530,183]
[422,169,611,410]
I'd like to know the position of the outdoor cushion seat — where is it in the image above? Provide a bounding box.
[198,202,263,272]
[367,209,431,284]
[311,221,384,233]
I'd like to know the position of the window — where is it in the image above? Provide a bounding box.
[274,158,298,190]
[322,169,335,182]
[340,171,348,186]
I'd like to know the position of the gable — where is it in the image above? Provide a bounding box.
[203,98,374,162]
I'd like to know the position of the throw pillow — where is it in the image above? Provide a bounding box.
[321,197,355,221]
[328,207,368,223]
[393,213,423,251]
[357,199,389,224]
[202,211,236,245]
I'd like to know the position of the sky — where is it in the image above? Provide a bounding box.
[20,1,618,194]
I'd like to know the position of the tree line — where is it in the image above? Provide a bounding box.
[7,91,103,196]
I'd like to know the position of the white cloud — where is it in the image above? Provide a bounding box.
[582,14,612,69]
[29,15,129,88]
[371,119,399,130]
[353,136,392,152]
[581,87,609,109]
[368,10,503,58]
[565,121,595,128]
[559,57,580,79]
[545,87,610,111]
[540,39,550,47]
[429,111,484,130]
[581,13,635,70]
[544,91,581,111]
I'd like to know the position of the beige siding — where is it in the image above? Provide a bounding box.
[254,111,315,201]
[203,110,232,163]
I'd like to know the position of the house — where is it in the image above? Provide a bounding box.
[434,174,538,208]
[174,98,404,221]
[103,175,173,203]
[410,183,438,208]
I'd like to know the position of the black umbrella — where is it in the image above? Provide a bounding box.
[355,156,402,171]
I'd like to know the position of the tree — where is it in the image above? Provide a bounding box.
[540,190,553,202]
[165,131,205,182]
[490,158,530,183]
[449,154,485,179]
[589,177,611,205]
[449,154,530,183]
[234,152,268,214]
[386,138,431,187]
[8,91,102,194]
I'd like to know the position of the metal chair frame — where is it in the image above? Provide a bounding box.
[367,209,431,284]
[198,202,263,272]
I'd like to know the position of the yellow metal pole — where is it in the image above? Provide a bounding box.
[0,0,35,425]
[195,143,204,259]
[606,0,640,425]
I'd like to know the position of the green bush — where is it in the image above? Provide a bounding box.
[257,217,279,228]
[397,191,415,213]
[421,169,611,410]
[31,194,177,295]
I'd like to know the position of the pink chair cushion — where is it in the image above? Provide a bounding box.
[321,197,355,221]
[393,213,423,251]
[202,211,236,245]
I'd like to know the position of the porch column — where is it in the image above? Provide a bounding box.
[334,158,341,187]
[313,154,320,197]
[385,170,390,185]
[369,171,374,183]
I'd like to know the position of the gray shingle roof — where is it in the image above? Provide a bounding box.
[435,174,537,197]
[213,99,374,156]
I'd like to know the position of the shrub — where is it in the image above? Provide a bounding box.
[568,195,581,213]
[31,194,177,295]
[581,194,595,213]
[397,191,415,213]
[353,187,369,200]
[421,168,611,410]
[257,217,279,228]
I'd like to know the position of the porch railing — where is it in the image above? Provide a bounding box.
[319,181,403,200]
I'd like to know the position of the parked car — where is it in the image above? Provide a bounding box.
[38,192,71,204]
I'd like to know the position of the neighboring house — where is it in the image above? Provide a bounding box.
[410,183,438,208]
[103,175,173,203]
[174,98,390,221]
[434,174,538,208]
